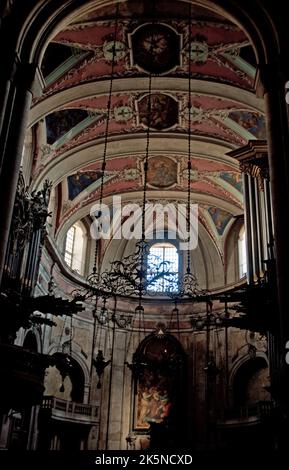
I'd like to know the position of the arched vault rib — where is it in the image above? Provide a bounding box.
[23,0,278,69]
[32,135,238,190]
[55,190,242,245]
[29,77,264,127]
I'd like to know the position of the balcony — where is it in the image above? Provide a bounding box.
[41,396,99,425]
[217,401,274,428]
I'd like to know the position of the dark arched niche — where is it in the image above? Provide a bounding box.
[52,353,85,403]
[233,356,270,407]
[132,328,187,448]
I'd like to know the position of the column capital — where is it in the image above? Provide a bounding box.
[239,162,268,191]
[0,54,44,96]
[227,140,269,191]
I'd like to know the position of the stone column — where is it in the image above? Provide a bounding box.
[0,62,38,284]
[254,179,264,276]
[98,327,127,450]
[27,406,40,450]
[242,173,254,284]
[248,175,260,281]
[0,4,21,172]
[106,329,127,449]
[264,180,274,259]
[0,55,18,171]
[263,68,289,346]
[83,384,90,404]
[261,65,289,413]
[0,414,10,449]
[259,187,268,262]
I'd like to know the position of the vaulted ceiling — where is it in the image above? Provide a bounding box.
[29,0,265,252]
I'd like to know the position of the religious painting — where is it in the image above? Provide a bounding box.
[220,171,243,193]
[46,109,88,145]
[228,111,266,140]
[207,206,232,236]
[146,156,177,188]
[67,171,102,200]
[133,332,186,434]
[130,23,181,74]
[136,369,173,429]
[138,93,179,131]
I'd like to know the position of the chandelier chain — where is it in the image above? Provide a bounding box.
[138,1,156,309]
[187,2,192,275]
[141,74,153,241]
[74,0,208,320]
[93,2,120,273]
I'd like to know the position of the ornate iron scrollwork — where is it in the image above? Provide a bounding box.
[3,173,52,293]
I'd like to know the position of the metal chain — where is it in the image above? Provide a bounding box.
[70,314,73,357]
[138,0,156,307]
[93,2,120,273]
[187,3,193,274]
[141,75,153,240]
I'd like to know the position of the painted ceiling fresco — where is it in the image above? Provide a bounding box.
[130,23,181,73]
[207,206,233,236]
[67,171,102,200]
[138,94,179,130]
[46,109,89,144]
[147,156,178,188]
[219,171,243,193]
[228,111,266,139]
[59,156,242,232]
[36,92,261,167]
[32,1,263,245]
[39,10,255,100]
[41,43,73,78]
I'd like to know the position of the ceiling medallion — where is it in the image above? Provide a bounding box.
[187,41,209,64]
[184,105,205,123]
[130,23,181,74]
[137,93,179,131]
[145,156,178,189]
[103,40,127,62]
[113,105,134,122]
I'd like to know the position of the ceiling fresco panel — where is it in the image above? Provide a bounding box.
[31,0,263,253]
[130,23,181,74]
[228,111,266,139]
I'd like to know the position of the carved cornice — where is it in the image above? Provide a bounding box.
[239,162,269,191]
[227,140,268,191]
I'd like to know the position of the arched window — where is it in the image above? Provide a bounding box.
[147,242,179,292]
[238,226,247,279]
[64,222,87,275]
